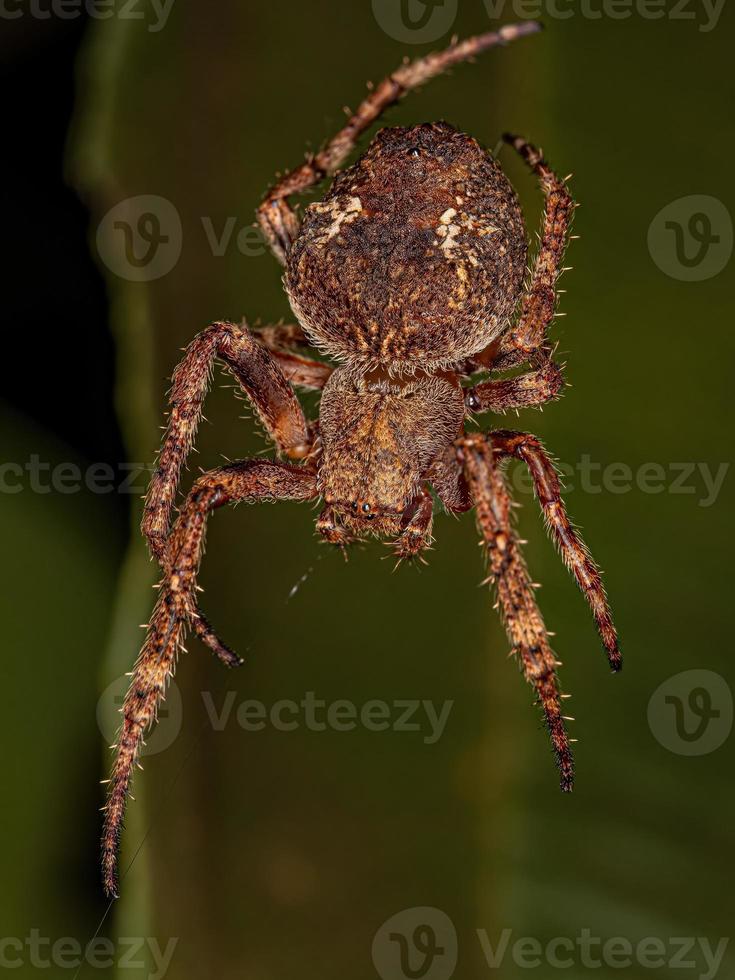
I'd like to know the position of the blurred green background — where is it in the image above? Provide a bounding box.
[2,1,734,978]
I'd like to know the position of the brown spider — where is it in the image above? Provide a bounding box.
[101,21,621,898]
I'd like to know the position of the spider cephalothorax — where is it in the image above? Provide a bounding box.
[316,366,465,545]
[101,21,622,898]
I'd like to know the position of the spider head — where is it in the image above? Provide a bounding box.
[316,365,464,541]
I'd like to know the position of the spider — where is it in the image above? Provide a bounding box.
[101,20,621,898]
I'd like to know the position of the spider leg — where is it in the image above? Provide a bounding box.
[253,323,333,390]
[394,488,434,561]
[457,434,574,790]
[143,320,312,563]
[427,445,473,514]
[496,134,576,369]
[316,504,354,549]
[269,350,333,391]
[255,322,310,350]
[465,358,564,415]
[256,22,541,264]
[102,459,317,898]
[189,607,241,668]
[491,429,622,671]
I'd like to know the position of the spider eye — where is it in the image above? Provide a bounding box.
[408,147,421,158]
[466,390,481,412]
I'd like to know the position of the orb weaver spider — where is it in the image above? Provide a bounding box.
[101,20,621,897]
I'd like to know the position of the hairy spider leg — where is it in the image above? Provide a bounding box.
[465,357,565,414]
[102,459,317,897]
[254,323,333,385]
[458,433,575,790]
[490,429,622,671]
[495,134,576,369]
[143,320,312,563]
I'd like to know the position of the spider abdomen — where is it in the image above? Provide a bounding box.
[286,122,527,369]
